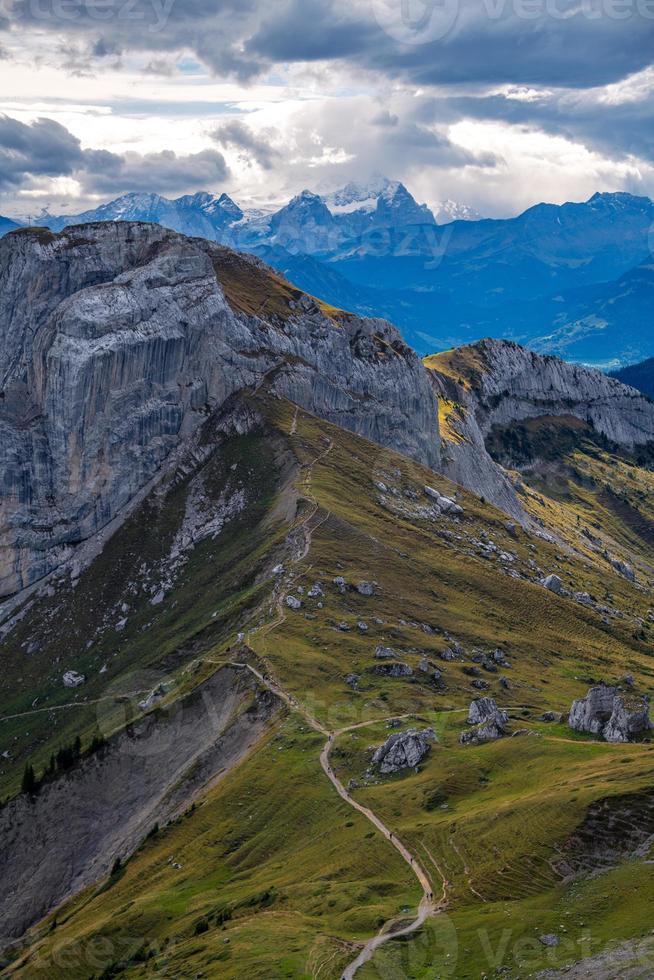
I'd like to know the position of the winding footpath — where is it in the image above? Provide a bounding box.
[226,659,441,978]
[216,427,443,976]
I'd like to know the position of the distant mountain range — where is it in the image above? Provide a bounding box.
[0,215,20,236]
[611,357,654,399]
[2,180,652,366]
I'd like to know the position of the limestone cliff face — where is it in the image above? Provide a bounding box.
[0,223,440,597]
[426,339,654,520]
[467,339,654,447]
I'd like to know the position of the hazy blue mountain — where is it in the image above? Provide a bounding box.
[611,357,654,398]
[527,261,654,367]
[6,183,653,364]
[0,216,20,235]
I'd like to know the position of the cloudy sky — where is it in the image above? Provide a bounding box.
[1,0,653,218]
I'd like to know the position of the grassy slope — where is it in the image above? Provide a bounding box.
[4,394,654,978]
[8,715,418,980]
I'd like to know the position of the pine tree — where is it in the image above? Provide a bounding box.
[21,763,37,796]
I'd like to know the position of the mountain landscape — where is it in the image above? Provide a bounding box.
[2,222,654,978]
[4,182,651,368]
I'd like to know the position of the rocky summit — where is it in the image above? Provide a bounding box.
[3,223,654,980]
[0,223,438,598]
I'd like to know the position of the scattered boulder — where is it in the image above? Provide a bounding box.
[308,583,324,598]
[541,711,563,723]
[604,695,651,743]
[286,596,302,610]
[440,647,457,661]
[63,671,86,689]
[424,486,463,515]
[569,684,619,736]
[569,685,652,742]
[356,581,375,596]
[357,621,369,633]
[471,679,490,691]
[461,698,508,745]
[460,715,506,745]
[337,622,351,632]
[539,935,560,948]
[499,676,511,690]
[542,574,563,595]
[138,684,166,712]
[372,728,436,774]
[374,645,396,659]
[418,657,430,673]
[373,662,413,678]
[468,697,508,727]
[345,674,360,690]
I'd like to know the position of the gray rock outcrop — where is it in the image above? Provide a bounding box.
[373,662,413,678]
[468,697,508,727]
[0,223,441,598]
[372,727,436,774]
[424,486,463,515]
[461,697,509,745]
[542,574,564,595]
[569,685,651,742]
[604,695,651,743]
[374,645,396,659]
[62,670,85,689]
[569,685,618,735]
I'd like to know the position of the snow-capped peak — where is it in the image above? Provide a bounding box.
[432,200,483,224]
[324,176,400,215]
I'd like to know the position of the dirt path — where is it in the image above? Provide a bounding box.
[0,689,151,723]
[222,431,442,976]
[223,657,440,978]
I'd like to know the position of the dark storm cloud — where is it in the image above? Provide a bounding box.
[84,147,230,193]
[0,115,84,187]
[245,0,377,61]
[0,115,229,193]
[369,14,654,90]
[211,120,280,170]
[6,0,653,91]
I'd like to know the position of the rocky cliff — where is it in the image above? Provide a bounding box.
[0,223,440,598]
[427,339,654,518]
